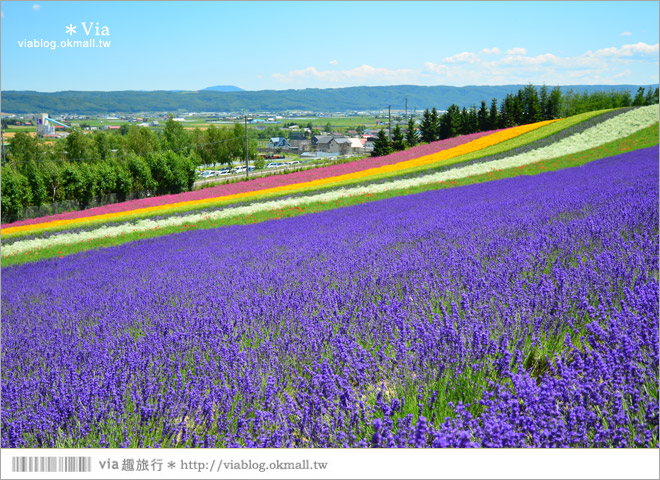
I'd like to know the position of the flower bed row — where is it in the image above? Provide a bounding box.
[1,107,633,240]
[3,107,626,248]
[0,120,558,236]
[2,113,657,258]
[1,130,499,230]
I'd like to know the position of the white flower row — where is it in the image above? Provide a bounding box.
[4,105,658,257]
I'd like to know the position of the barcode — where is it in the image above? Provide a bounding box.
[11,456,92,473]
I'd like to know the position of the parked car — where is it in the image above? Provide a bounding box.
[218,169,230,175]
[266,162,281,168]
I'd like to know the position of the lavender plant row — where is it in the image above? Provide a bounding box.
[2,147,658,448]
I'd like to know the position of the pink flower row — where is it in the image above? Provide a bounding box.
[3,130,499,228]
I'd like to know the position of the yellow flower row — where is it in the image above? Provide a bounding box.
[2,120,556,236]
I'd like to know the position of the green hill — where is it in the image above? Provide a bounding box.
[2,84,656,114]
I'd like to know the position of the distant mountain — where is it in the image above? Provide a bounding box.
[2,84,656,114]
[202,85,245,92]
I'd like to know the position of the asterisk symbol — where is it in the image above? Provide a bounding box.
[65,24,76,35]
[167,461,176,469]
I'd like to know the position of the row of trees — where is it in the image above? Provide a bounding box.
[1,150,199,222]
[4,117,257,166]
[1,117,259,221]
[372,84,659,155]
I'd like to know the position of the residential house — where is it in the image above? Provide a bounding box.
[267,137,291,148]
[333,137,353,155]
[312,135,352,155]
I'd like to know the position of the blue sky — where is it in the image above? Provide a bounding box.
[1,1,658,91]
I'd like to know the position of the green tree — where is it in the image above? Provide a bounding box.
[477,101,489,132]
[440,104,462,139]
[206,125,235,167]
[230,123,258,165]
[61,163,85,202]
[163,114,190,153]
[96,161,118,197]
[521,84,541,124]
[41,160,65,203]
[8,131,40,164]
[371,129,393,157]
[77,162,100,207]
[145,152,175,195]
[114,162,133,201]
[539,84,549,120]
[391,124,405,151]
[619,90,633,108]
[633,87,646,106]
[23,160,48,207]
[1,165,32,221]
[183,152,200,190]
[499,94,513,128]
[126,153,156,193]
[467,105,478,134]
[405,117,418,147]
[419,109,435,143]
[430,108,440,141]
[513,91,524,125]
[489,98,499,130]
[127,126,158,156]
[66,128,95,161]
[545,87,563,119]
[94,132,112,160]
[460,107,470,135]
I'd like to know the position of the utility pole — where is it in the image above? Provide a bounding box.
[388,105,391,141]
[405,97,408,118]
[244,115,249,179]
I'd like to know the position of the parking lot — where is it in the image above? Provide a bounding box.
[193,157,347,187]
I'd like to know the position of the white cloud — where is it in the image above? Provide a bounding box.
[589,42,659,57]
[32,4,40,11]
[500,53,561,66]
[273,64,418,85]
[620,32,632,36]
[480,47,501,55]
[272,41,658,89]
[442,51,481,64]
[329,60,338,65]
[423,62,451,75]
[613,69,632,78]
[423,41,658,86]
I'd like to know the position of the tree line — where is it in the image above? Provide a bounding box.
[371,84,659,156]
[1,117,258,222]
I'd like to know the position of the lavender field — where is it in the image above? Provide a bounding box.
[2,146,658,448]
